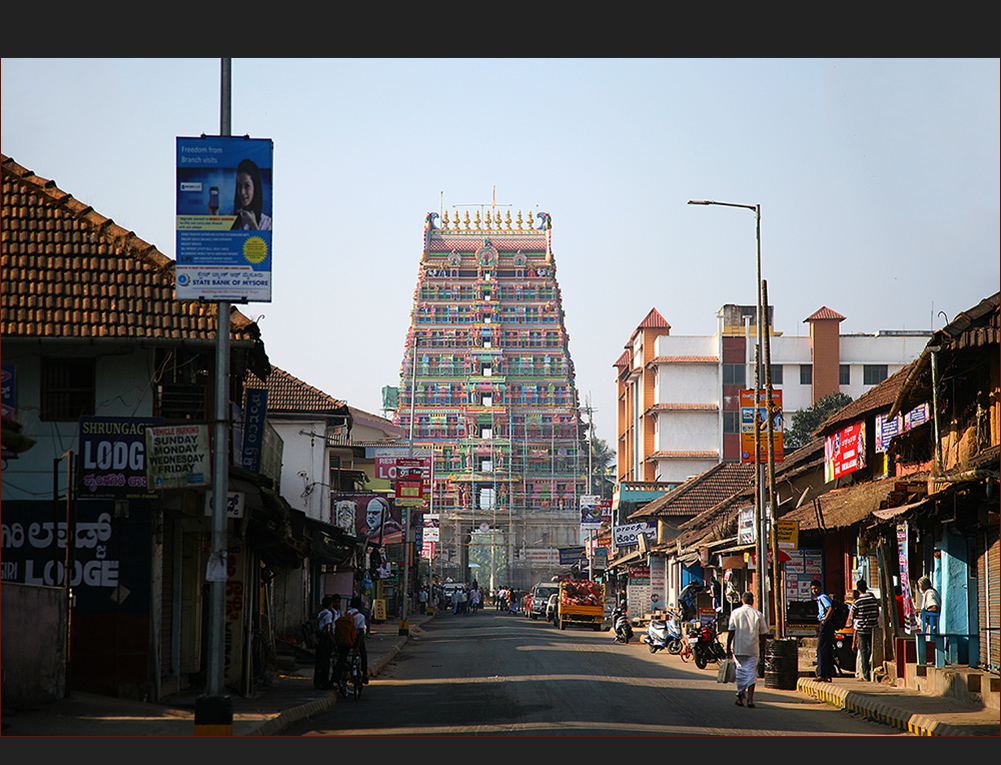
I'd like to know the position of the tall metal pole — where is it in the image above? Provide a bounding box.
[197,57,233,736]
[688,199,769,628]
[763,279,782,637]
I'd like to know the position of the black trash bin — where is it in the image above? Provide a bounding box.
[834,630,856,675]
[764,638,799,690]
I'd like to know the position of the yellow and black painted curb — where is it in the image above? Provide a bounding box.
[796,678,971,736]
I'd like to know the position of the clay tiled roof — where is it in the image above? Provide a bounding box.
[613,350,631,369]
[816,363,914,436]
[804,306,846,323]
[248,367,347,416]
[1,154,264,348]
[631,462,755,519]
[637,308,670,330]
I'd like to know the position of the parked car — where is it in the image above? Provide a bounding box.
[545,593,559,623]
[529,582,561,620]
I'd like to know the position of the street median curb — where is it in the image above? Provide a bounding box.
[796,678,971,737]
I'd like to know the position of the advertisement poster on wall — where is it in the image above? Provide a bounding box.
[824,421,866,483]
[175,136,273,303]
[145,423,211,490]
[626,563,651,619]
[331,493,404,545]
[875,403,931,453]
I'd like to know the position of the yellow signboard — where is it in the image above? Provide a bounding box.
[373,598,386,620]
[776,520,799,550]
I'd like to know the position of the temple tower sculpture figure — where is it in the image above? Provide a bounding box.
[395,209,587,590]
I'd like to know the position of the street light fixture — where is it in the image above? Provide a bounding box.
[687,199,770,630]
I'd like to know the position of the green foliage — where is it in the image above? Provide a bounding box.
[587,437,615,499]
[785,392,854,451]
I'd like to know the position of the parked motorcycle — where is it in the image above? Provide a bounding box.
[643,612,683,654]
[688,621,728,669]
[612,608,634,644]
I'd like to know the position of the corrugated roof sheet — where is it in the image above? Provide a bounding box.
[1,154,263,345]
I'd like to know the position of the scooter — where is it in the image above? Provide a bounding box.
[612,609,634,644]
[643,612,683,654]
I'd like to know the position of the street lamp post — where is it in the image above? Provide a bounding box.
[687,200,770,629]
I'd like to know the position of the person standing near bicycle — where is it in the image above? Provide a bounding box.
[314,595,341,690]
[333,595,369,687]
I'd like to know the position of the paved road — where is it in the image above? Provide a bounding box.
[285,611,909,736]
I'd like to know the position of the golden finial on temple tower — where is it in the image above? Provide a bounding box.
[464,210,471,230]
[494,211,502,230]
[443,210,450,229]
[516,210,523,230]
[505,210,512,230]
[474,210,482,230]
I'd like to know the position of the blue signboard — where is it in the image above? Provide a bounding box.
[241,388,268,472]
[175,136,273,302]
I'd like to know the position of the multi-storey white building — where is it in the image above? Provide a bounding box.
[615,305,932,488]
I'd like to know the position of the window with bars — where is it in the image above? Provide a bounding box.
[41,358,95,421]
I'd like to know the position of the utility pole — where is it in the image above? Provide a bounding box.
[196,57,233,737]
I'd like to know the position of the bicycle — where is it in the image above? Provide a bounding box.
[679,638,694,662]
[337,646,364,701]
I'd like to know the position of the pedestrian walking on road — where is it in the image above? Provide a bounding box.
[726,591,769,708]
[848,579,880,681]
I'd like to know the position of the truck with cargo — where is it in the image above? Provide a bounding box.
[554,579,605,631]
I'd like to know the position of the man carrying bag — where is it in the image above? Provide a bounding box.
[726,591,769,708]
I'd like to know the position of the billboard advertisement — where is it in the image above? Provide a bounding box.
[824,421,866,482]
[331,493,404,544]
[80,416,163,499]
[175,136,273,302]
[739,389,784,463]
[875,403,931,453]
[579,494,601,531]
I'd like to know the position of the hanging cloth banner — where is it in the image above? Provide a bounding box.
[896,520,920,634]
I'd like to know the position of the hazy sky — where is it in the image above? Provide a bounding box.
[2,58,998,446]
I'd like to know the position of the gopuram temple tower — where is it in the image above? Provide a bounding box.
[394,208,587,590]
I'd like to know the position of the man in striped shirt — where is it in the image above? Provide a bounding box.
[849,580,880,682]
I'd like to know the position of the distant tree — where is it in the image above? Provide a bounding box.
[587,437,615,499]
[785,392,854,451]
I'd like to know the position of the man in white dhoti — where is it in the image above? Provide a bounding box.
[726,591,769,707]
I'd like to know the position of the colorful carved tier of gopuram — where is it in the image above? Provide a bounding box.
[395,208,587,588]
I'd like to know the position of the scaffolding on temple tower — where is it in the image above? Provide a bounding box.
[395,207,587,591]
